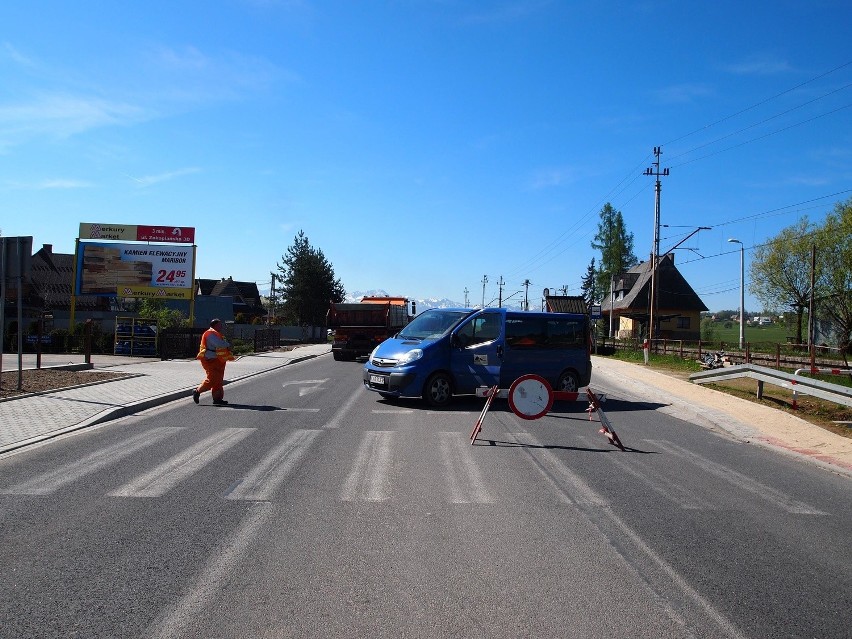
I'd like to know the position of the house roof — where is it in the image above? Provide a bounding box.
[601,253,707,314]
[197,277,265,315]
[544,295,588,314]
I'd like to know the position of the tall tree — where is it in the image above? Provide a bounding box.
[276,231,345,326]
[749,217,821,344]
[591,203,637,296]
[580,257,599,305]
[817,198,852,353]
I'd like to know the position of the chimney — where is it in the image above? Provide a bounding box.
[43,244,53,253]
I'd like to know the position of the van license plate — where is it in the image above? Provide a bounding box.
[370,375,386,386]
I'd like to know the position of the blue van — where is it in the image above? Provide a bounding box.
[362,307,591,406]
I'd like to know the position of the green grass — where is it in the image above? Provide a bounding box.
[605,348,704,373]
[703,321,791,346]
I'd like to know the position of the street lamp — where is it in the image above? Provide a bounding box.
[728,238,744,349]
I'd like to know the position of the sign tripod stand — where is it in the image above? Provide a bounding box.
[469,374,625,451]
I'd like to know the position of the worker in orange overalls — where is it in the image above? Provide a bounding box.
[193,319,235,405]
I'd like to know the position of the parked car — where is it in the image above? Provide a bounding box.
[362,307,591,407]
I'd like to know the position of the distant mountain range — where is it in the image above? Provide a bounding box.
[347,290,525,313]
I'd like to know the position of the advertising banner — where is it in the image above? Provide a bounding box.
[75,242,194,296]
[117,286,193,300]
[79,223,195,244]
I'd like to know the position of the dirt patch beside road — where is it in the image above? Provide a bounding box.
[0,369,132,399]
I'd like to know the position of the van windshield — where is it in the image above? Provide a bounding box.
[399,310,472,340]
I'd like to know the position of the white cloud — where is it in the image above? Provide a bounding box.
[3,42,36,67]
[2,178,93,190]
[529,165,582,189]
[0,93,148,141]
[651,83,714,104]
[722,55,794,76]
[126,167,201,187]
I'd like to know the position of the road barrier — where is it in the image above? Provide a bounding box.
[690,364,852,410]
[470,380,624,450]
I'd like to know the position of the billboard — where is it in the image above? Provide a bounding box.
[75,242,194,297]
[79,223,195,244]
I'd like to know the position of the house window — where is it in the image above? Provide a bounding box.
[677,317,690,329]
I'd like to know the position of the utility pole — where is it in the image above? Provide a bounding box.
[481,275,488,308]
[522,279,531,311]
[463,287,469,307]
[644,146,669,341]
[497,276,505,307]
[269,272,276,324]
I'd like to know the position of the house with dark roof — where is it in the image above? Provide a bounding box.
[601,253,707,340]
[195,277,266,322]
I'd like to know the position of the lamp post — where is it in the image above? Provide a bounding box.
[728,238,744,349]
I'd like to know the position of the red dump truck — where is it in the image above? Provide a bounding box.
[327,296,414,361]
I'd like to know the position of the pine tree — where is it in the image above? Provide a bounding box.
[276,231,345,326]
[590,203,637,295]
[580,258,599,305]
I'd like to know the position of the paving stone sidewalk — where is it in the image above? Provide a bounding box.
[0,344,331,454]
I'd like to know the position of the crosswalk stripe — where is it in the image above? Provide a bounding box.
[341,431,393,502]
[439,432,492,504]
[0,427,180,495]
[108,429,255,498]
[225,429,322,501]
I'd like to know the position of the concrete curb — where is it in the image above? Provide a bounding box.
[0,349,330,456]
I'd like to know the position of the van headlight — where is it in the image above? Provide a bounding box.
[399,348,423,365]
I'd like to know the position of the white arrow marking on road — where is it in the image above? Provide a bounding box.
[282,379,328,396]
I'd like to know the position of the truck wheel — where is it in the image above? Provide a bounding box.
[332,351,343,361]
[556,371,579,393]
[423,372,452,407]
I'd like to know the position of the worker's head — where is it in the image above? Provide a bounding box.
[210,318,222,329]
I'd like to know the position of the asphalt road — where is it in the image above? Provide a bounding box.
[0,355,849,638]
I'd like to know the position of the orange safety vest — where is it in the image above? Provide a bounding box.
[197,328,235,362]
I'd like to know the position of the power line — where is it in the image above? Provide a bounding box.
[663,59,852,147]
[671,102,852,169]
[667,82,852,165]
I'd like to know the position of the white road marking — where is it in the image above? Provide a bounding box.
[324,386,364,430]
[515,430,747,639]
[648,440,827,515]
[146,502,270,639]
[225,429,322,501]
[341,431,393,502]
[439,432,492,504]
[109,429,254,498]
[0,428,180,495]
[507,431,608,506]
[282,379,328,396]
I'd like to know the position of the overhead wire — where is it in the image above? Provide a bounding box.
[497,60,852,295]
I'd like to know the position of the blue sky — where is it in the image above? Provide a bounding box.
[1,1,850,314]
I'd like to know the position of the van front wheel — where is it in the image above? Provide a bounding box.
[556,371,579,393]
[424,372,452,407]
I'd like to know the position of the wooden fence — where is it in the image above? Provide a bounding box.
[602,337,849,371]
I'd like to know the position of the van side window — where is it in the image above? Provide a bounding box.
[506,317,585,349]
[457,314,500,347]
[505,318,546,348]
[547,319,584,349]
